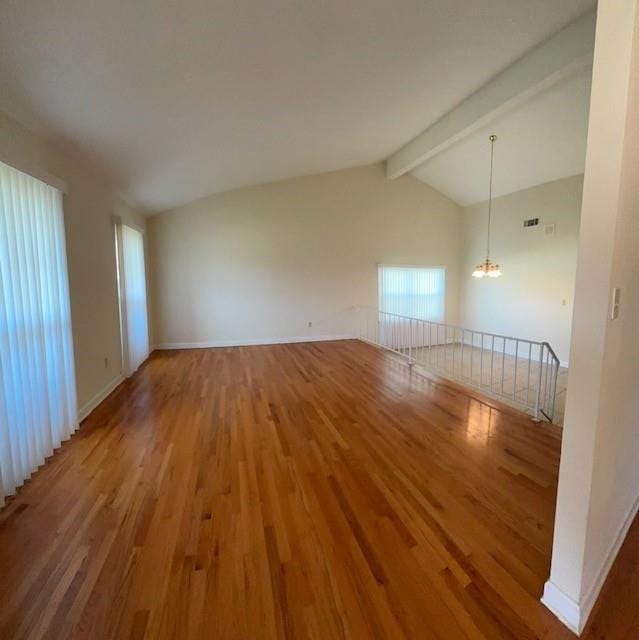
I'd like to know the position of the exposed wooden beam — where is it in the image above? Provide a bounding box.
[385,10,596,179]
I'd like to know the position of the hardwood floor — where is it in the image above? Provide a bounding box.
[0,339,636,639]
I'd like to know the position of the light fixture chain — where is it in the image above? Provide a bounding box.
[487,134,496,258]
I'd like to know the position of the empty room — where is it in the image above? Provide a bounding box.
[1,1,639,638]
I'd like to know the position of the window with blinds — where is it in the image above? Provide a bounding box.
[378,265,445,321]
[0,161,78,505]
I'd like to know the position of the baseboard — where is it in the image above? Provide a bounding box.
[541,581,581,634]
[542,489,639,635]
[580,489,639,629]
[153,334,354,350]
[78,373,125,421]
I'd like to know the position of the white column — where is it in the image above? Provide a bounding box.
[543,0,639,634]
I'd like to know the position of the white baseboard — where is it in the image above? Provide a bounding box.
[78,373,125,421]
[153,334,354,350]
[541,581,581,634]
[580,489,639,629]
[542,488,639,635]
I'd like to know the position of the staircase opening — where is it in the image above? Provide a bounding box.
[356,307,564,424]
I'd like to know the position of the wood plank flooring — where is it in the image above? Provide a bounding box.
[0,339,636,639]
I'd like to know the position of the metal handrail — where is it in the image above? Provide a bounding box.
[355,307,561,422]
[366,310,545,345]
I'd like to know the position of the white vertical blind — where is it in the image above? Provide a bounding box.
[378,265,446,321]
[0,161,78,505]
[120,225,149,374]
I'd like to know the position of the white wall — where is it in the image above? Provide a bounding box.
[459,175,583,365]
[543,0,639,634]
[147,163,462,347]
[0,109,146,414]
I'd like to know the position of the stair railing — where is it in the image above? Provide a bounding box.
[355,307,561,423]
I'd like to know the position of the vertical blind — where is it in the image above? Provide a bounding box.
[378,265,446,321]
[120,225,149,374]
[0,161,78,505]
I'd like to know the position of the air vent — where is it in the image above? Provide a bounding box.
[523,218,539,227]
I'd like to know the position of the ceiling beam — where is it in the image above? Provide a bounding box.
[385,10,596,180]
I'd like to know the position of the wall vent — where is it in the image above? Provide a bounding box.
[524,218,539,227]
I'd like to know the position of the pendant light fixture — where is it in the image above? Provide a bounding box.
[472,134,502,278]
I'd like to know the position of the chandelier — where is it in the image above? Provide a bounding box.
[472,134,502,279]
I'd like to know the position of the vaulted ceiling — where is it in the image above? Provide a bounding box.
[0,0,594,213]
[411,66,592,206]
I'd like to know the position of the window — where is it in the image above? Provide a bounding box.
[0,161,78,505]
[115,223,149,375]
[378,265,445,321]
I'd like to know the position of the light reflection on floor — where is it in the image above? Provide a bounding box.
[464,400,494,445]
